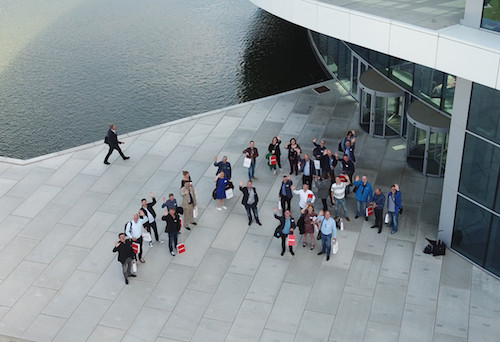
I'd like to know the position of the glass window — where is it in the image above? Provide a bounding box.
[468,83,500,145]
[452,196,491,267]
[442,74,455,115]
[326,38,338,74]
[368,50,389,75]
[459,133,500,210]
[485,215,500,277]
[413,65,443,108]
[337,42,351,89]
[481,0,500,33]
[390,57,413,90]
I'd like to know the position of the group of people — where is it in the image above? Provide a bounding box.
[110,124,404,283]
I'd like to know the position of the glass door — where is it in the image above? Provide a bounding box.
[406,122,428,174]
[351,55,368,101]
[359,89,372,134]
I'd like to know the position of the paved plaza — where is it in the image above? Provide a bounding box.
[0,80,499,341]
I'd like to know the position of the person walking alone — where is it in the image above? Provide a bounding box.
[104,124,129,164]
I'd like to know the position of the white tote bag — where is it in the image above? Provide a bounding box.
[193,206,198,219]
[131,259,137,273]
[278,200,282,210]
[225,188,234,199]
[385,212,391,224]
[243,157,252,168]
[332,240,339,254]
[338,218,344,231]
[142,231,152,242]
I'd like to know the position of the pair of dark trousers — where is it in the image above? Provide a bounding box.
[281,233,294,253]
[289,157,299,175]
[280,196,291,212]
[145,221,159,241]
[104,145,126,162]
[374,208,383,231]
[168,232,178,252]
[321,198,328,211]
[244,203,259,222]
[121,257,133,280]
[134,236,144,260]
[302,174,313,187]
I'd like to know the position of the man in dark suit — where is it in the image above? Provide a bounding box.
[112,233,137,284]
[299,153,316,186]
[162,208,181,256]
[278,174,293,212]
[140,192,162,247]
[273,208,296,256]
[104,124,130,164]
[239,180,261,226]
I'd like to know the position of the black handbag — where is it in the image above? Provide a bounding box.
[297,216,305,235]
[212,188,217,200]
[274,226,282,239]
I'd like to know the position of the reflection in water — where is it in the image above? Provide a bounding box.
[0,1,327,159]
[238,10,329,102]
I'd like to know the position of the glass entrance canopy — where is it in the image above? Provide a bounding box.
[406,100,450,177]
[359,69,405,138]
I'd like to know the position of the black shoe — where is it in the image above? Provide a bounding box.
[365,217,368,221]
[185,227,191,230]
[248,220,252,226]
[318,251,324,255]
[378,229,382,234]
[104,161,110,165]
[334,216,339,220]
[290,250,295,256]
[355,216,359,219]
[125,279,129,284]
[123,156,130,160]
[371,225,377,228]
[327,255,330,261]
[191,222,197,225]
[256,221,262,226]
[130,274,137,277]
[281,251,285,256]
[346,217,350,222]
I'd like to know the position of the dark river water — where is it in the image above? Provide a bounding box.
[0,0,327,159]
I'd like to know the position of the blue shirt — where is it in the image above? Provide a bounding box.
[304,161,310,176]
[282,218,292,234]
[317,216,337,237]
[162,199,177,210]
[372,192,385,208]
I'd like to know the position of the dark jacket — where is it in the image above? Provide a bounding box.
[320,154,337,175]
[341,158,355,175]
[268,140,281,157]
[278,180,293,199]
[243,147,259,162]
[274,214,296,232]
[140,197,157,218]
[314,178,331,199]
[313,142,326,159]
[214,161,232,179]
[239,186,259,205]
[300,157,316,175]
[106,129,121,148]
[162,213,181,233]
[113,239,135,264]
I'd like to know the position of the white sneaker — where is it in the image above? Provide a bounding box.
[159,240,164,244]
[170,251,175,256]
[222,206,228,210]
[149,242,153,247]
[217,207,222,211]
[273,169,276,175]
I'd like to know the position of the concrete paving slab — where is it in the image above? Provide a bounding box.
[34,245,89,290]
[77,231,119,274]
[87,325,125,342]
[0,216,31,251]
[406,260,441,307]
[12,184,62,219]
[280,113,309,137]
[17,202,70,240]
[344,251,382,296]
[470,266,500,318]
[42,269,99,319]
[50,174,98,207]
[260,329,295,342]
[0,237,38,281]
[363,321,400,342]
[306,266,348,315]
[246,256,290,304]
[8,167,54,199]
[25,223,79,264]
[468,314,500,342]
[204,272,253,322]
[266,282,311,334]
[158,145,197,172]
[147,132,184,157]
[187,248,233,294]
[399,303,436,342]
[44,158,89,187]
[0,179,17,199]
[435,286,469,338]
[284,244,323,287]
[172,227,217,268]
[59,191,108,227]
[191,317,231,342]
[356,224,388,255]
[53,296,111,342]
[226,105,251,118]
[440,250,472,290]
[380,239,414,280]
[21,314,66,342]
[69,211,118,249]
[228,234,271,276]
[0,261,46,307]
[0,286,56,338]
[369,276,407,326]
[127,306,171,342]
[329,229,359,270]
[159,289,213,341]
[145,263,196,311]
[211,214,249,252]
[225,300,272,342]
[330,292,371,342]
[295,310,335,342]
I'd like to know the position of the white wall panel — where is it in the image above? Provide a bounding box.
[349,13,391,54]
[270,0,293,23]
[436,36,499,89]
[317,4,350,41]
[389,24,438,68]
[291,0,318,31]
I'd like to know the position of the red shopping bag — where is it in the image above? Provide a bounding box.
[131,242,140,254]
[287,234,296,246]
[365,206,374,217]
[340,174,347,182]
[177,243,186,254]
[270,155,277,165]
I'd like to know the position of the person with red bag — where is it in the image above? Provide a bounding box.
[113,233,137,284]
